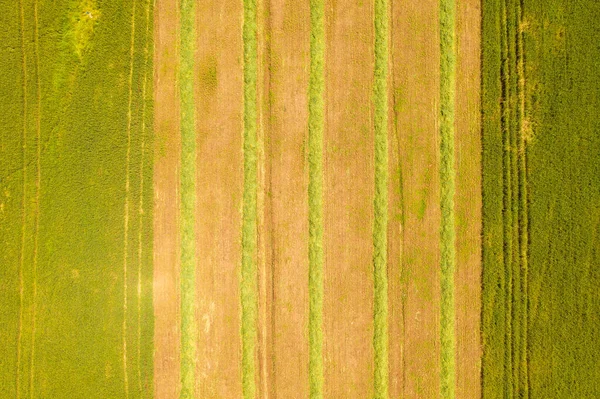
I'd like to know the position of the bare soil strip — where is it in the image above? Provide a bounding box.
[258,0,312,397]
[323,0,375,396]
[454,0,482,397]
[153,0,181,396]
[389,0,441,397]
[194,0,244,396]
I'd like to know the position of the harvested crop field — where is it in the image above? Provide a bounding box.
[0,0,598,398]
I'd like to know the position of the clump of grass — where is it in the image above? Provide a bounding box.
[373,0,389,397]
[308,0,325,397]
[241,0,258,397]
[439,0,456,397]
[179,0,197,396]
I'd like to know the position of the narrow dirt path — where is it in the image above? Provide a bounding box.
[194,0,244,397]
[323,0,375,396]
[455,0,482,397]
[152,0,181,396]
[389,0,441,397]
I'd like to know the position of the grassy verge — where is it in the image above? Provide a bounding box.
[439,0,456,397]
[242,0,258,397]
[308,0,325,397]
[179,0,196,396]
[373,0,389,397]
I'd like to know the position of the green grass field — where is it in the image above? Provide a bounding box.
[0,1,154,397]
[482,0,600,397]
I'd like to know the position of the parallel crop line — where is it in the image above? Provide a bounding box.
[373,0,389,396]
[123,0,138,397]
[30,1,42,395]
[440,0,457,397]
[179,0,197,396]
[308,0,325,397]
[17,0,27,396]
[241,0,259,397]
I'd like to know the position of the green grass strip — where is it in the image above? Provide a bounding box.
[179,0,196,396]
[439,0,456,397]
[308,0,325,397]
[373,0,389,397]
[241,0,258,397]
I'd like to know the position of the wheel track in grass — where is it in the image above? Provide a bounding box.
[30,1,42,395]
[16,0,28,396]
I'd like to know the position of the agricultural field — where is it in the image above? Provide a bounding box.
[482,0,600,397]
[0,0,597,399]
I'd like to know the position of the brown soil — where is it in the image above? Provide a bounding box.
[388,0,442,397]
[455,0,482,397]
[152,0,181,397]
[256,0,312,397]
[323,0,375,397]
[194,0,245,397]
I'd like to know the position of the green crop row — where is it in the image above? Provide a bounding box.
[439,0,457,397]
[308,0,325,398]
[373,0,389,397]
[179,0,197,397]
[241,0,259,397]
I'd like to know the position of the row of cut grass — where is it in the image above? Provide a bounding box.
[179,0,197,396]
[373,0,389,396]
[439,0,457,397]
[308,0,325,397]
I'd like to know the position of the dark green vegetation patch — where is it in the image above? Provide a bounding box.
[482,0,600,397]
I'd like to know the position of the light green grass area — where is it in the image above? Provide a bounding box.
[439,0,456,397]
[179,0,196,397]
[483,0,600,397]
[241,0,258,397]
[308,0,325,397]
[0,1,154,397]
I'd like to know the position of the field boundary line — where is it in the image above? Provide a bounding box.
[308,0,325,396]
[373,0,389,396]
[123,0,139,396]
[30,1,42,395]
[440,0,457,397]
[17,0,28,396]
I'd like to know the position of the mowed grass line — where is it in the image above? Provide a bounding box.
[439,0,457,397]
[308,0,325,399]
[242,0,258,397]
[179,0,197,396]
[373,0,388,396]
[308,0,325,397]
